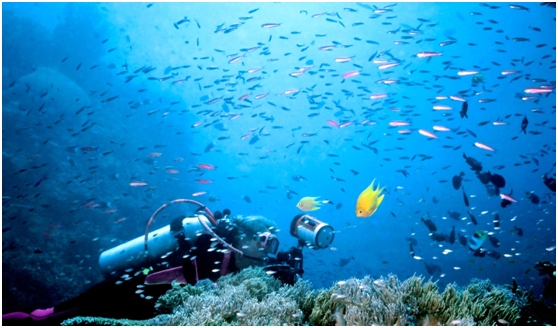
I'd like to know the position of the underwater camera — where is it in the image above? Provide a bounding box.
[290,214,335,249]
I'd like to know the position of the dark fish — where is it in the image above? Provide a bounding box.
[488,172,505,188]
[336,203,342,210]
[291,175,307,182]
[494,213,500,228]
[462,186,469,207]
[424,262,441,275]
[460,102,468,118]
[34,174,48,188]
[249,135,260,145]
[520,115,528,134]
[448,211,460,221]
[527,192,540,204]
[543,173,556,192]
[476,171,490,185]
[458,233,467,246]
[452,172,465,190]
[466,128,477,138]
[421,217,437,232]
[488,235,500,248]
[204,142,214,153]
[449,226,456,244]
[242,195,252,203]
[514,226,523,236]
[463,153,482,172]
[430,232,446,242]
[486,250,501,260]
[467,210,477,225]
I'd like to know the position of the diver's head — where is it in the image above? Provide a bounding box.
[232,215,279,270]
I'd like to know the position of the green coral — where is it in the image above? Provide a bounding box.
[61,268,556,326]
[61,315,168,326]
[154,283,205,314]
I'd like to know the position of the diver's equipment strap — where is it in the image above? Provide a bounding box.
[144,266,187,285]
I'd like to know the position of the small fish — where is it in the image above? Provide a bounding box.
[474,142,495,151]
[460,102,468,118]
[297,197,321,211]
[198,163,217,170]
[462,186,469,207]
[196,179,213,184]
[520,115,528,134]
[129,181,148,187]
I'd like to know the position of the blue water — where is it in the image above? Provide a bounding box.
[2,2,556,313]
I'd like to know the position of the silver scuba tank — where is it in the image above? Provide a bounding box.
[98,214,210,278]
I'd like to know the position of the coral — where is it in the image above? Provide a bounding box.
[154,283,205,314]
[60,269,557,326]
[61,316,151,326]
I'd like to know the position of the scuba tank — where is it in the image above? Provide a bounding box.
[98,214,210,278]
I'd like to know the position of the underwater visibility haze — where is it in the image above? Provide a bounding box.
[2,1,556,325]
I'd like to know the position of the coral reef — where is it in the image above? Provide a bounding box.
[61,268,556,326]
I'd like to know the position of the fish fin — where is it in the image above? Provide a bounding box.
[311,206,321,211]
[376,194,385,208]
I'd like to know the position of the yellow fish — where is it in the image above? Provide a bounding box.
[356,179,385,218]
[297,196,321,211]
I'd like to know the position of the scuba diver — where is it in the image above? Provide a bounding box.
[3,199,334,325]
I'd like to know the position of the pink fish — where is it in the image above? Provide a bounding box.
[524,87,553,94]
[474,142,495,151]
[343,71,361,79]
[319,45,335,51]
[284,89,300,95]
[457,70,479,76]
[239,93,251,101]
[389,121,410,126]
[335,57,353,63]
[419,129,438,139]
[198,164,217,170]
[398,129,412,134]
[290,71,304,77]
[378,62,400,70]
[261,23,281,28]
[149,152,162,157]
[450,95,466,102]
[416,52,442,58]
[191,120,204,127]
[228,55,244,64]
[192,191,207,197]
[327,120,339,128]
[241,133,253,140]
[340,121,354,128]
[207,97,221,105]
[436,96,448,100]
[433,105,452,110]
[370,94,388,99]
[229,114,241,120]
[196,179,213,184]
[493,122,507,126]
[501,70,520,75]
[248,67,263,73]
[433,126,451,131]
[166,169,180,174]
[500,194,517,203]
[255,93,269,99]
[130,181,148,187]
